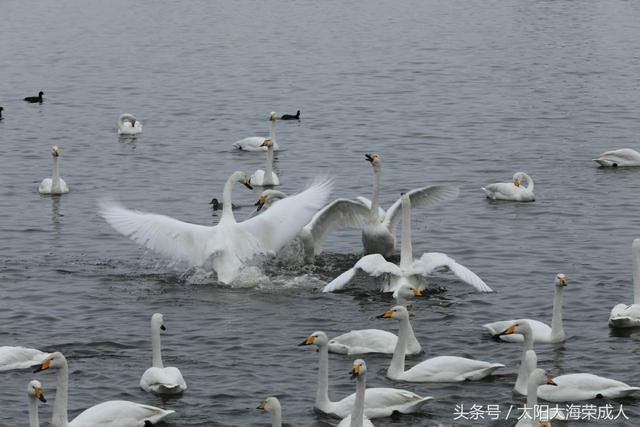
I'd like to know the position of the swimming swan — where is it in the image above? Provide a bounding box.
[328,285,423,355]
[254,190,371,263]
[27,380,47,427]
[361,153,460,257]
[609,239,640,328]
[251,138,280,186]
[378,306,504,382]
[101,174,332,284]
[118,113,143,135]
[299,331,432,419]
[593,149,640,167]
[38,146,69,195]
[481,172,535,202]
[34,352,174,427]
[483,274,567,343]
[323,193,491,294]
[140,313,187,394]
[337,360,375,427]
[257,397,283,427]
[0,346,50,371]
[515,369,562,427]
[233,112,280,151]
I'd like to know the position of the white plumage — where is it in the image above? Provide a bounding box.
[38,146,69,195]
[233,112,280,151]
[593,148,640,167]
[481,172,534,201]
[117,113,143,135]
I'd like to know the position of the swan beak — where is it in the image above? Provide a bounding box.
[298,335,315,346]
[35,387,46,403]
[243,177,253,190]
[376,309,393,319]
[365,153,377,163]
[255,196,266,211]
[513,179,520,187]
[161,325,166,331]
[558,276,567,286]
[261,138,271,147]
[34,358,51,373]
[411,288,423,297]
[500,324,517,336]
[546,375,557,386]
[350,362,361,379]
[257,401,267,410]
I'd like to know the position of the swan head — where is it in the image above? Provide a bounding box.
[555,273,567,287]
[529,368,557,387]
[298,331,329,347]
[269,111,277,121]
[365,153,381,169]
[260,138,273,148]
[350,359,367,379]
[231,171,253,190]
[27,380,46,403]
[396,285,422,305]
[257,396,280,413]
[254,190,286,211]
[499,320,532,337]
[51,146,60,157]
[34,351,66,372]
[151,313,166,331]
[376,305,409,320]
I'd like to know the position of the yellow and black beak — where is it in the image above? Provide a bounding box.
[161,324,166,331]
[412,288,423,297]
[298,335,315,346]
[559,276,567,286]
[261,138,271,147]
[254,195,266,211]
[546,375,557,386]
[365,153,377,163]
[257,401,267,410]
[34,358,51,373]
[35,387,46,403]
[243,177,253,190]
[350,362,361,379]
[499,323,517,336]
[376,309,394,319]
[514,179,520,187]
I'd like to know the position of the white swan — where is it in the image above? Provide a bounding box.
[337,360,375,427]
[481,172,534,202]
[250,138,280,186]
[360,153,460,257]
[38,146,69,195]
[593,149,640,167]
[34,352,174,427]
[299,331,432,419]
[483,274,567,343]
[378,306,504,382]
[117,113,142,135]
[499,321,538,395]
[257,397,282,427]
[609,239,640,328]
[328,285,423,355]
[27,380,46,427]
[255,190,371,263]
[323,192,491,295]
[100,173,332,284]
[0,346,50,371]
[515,369,562,427]
[140,313,187,394]
[233,112,280,151]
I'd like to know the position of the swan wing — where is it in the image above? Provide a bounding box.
[609,303,640,328]
[335,387,431,419]
[329,329,398,355]
[70,400,174,426]
[355,196,386,218]
[140,366,187,393]
[538,374,640,402]
[100,202,220,267]
[237,179,333,254]
[232,136,268,151]
[322,254,401,292]
[0,346,50,371]
[402,356,504,382]
[383,185,459,231]
[305,199,370,248]
[410,252,492,292]
[482,319,552,343]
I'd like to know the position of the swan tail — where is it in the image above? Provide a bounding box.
[465,363,504,381]
[399,396,433,414]
[593,158,615,167]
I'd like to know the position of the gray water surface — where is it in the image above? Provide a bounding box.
[2,0,640,426]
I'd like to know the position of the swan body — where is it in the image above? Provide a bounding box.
[35,352,174,427]
[328,285,423,355]
[483,274,567,343]
[300,331,432,419]
[337,360,375,427]
[257,397,283,427]
[251,138,280,186]
[609,239,640,328]
[361,153,460,257]
[593,149,640,167]
[255,190,371,263]
[118,113,143,135]
[0,346,49,371]
[379,306,503,382]
[27,380,47,427]
[101,172,332,284]
[323,193,491,294]
[140,313,187,394]
[233,112,280,151]
[481,172,535,201]
[537,373,640,402]
[38,146,69,195]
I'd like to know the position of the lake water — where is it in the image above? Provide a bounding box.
[1,0,640,426]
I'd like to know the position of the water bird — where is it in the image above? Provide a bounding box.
[233,112,280,151]
[257,397,283,427]
[251,138,280,186]
[34,352,174,426]
[38,146,70,195]
[0,346,50,371]
[140,313,187,394]
[100,174,332,284]
[0,106,4,120]
[593,149,640,167]
[24,91,44,103]
[337,360,375,427]
[118,113,143,135]
[280,110,300,120]
[378,306,504,382]
[323,192,491,295]
[27,380,47,427]
[609,239,640,328]
[514,368,564,427]
[483,273,567,343]
[481,172,535,201]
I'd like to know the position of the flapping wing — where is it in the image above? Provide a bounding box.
[238,179,333,254]
[307,199,370,247]
[383,185,459,231]
[322,254,401,292]
[355,196,386,218]
[410,252,492,292]
[100,201,219,267]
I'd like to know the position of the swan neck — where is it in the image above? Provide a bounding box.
[316,344,330,407]
[550,286,565,340]
[351,374,366,427]
[221,175,237,222]
[52,361,70,427]
[269,119,277,148]
[52,156,61,192]
[515,332,534,394]
[389,317,408,377]
[633,244,640,305]
[524,174,534,192]
[370,167,381,221]
[265,143,274,181]
[526,380,538,416]
[400,196,413,268]
[270,405,282,427]
[151,323,164,368]
[28,395,39,427]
